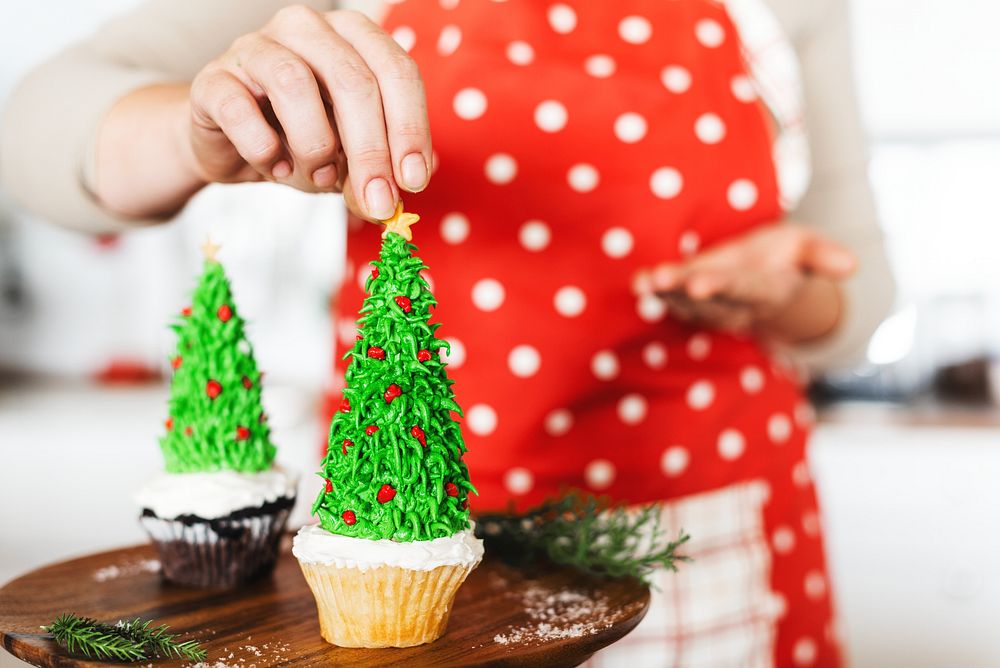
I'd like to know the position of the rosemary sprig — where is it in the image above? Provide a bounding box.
[44,613,207,663]
[477,490,691,585]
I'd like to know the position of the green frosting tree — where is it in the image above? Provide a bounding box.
[312,206,475,542]
[161,241,276,473]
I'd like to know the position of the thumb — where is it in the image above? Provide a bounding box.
[802,235,856,278]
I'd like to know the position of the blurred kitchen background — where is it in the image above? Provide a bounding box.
[1,2,999,667]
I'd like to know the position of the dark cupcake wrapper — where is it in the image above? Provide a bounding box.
[139,495,295,588]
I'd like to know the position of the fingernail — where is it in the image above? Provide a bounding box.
[272,160,292,179]
[365,178,395,220]
[312,164,338,188]
[400,153,428,192]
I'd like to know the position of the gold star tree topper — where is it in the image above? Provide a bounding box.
[381,202,420,241]
[201,238,221,262]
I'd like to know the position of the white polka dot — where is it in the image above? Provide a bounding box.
[804,571,827,600]
[768,592,789,619]
[391,26,416,52]
[484,153,517,185]
[441,337,466,368]
[440,212,470,244]
[601,227,634,258]
[439,0,459,8]
[793,637,818,666]
[567,164,600,192]
[617,393,648,425]
[772,526,796,554]
[547,4,577,33]
[795,401,816,427]
[466,404,498,436]
[518,220,551,251]
[431,150,440,174]
[506,40,535,65]
[357,264,374,290]
[554,286,587,317]
[637,294,667,322]
[453,88,487,120]
[792,460,811,488]
[687,333,711,360]
[471,278,505,311]
[642,342,668,369]
[618,15,652,44]
[437,24,462,55]
[508,345,541,378]
[613,112,647,143]
[768,413,792,444]
[727,179,758,211]
[661,446,689,477]
[591,350,620,380]
[717,429,745,460]
[661,65,692,93]
[584,54,616,78]
[650,167,683,199]
[751,480,772,505]
[695,18,725,48]
[740,366,765,394]
[686,380,715,410]
[337,317,356,345]
[694,113,726,144]
[534,100,568,133]
[731,74,756,102]
[585,459,616,490]
[421,270,435,292]
[504,467,534,495]
[679,231,700,257]
[802,511,821,537]
[545,409,573,436]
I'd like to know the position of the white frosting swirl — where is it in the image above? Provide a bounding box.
[135,466,298,520]
[292,523,484,572]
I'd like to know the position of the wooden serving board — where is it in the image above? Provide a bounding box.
[0,538,649,667]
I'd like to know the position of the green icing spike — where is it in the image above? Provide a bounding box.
[160,258,276,473]
[315,231,476,542]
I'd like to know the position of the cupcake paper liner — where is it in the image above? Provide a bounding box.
[298,560,474,648]
[140,498,293,588]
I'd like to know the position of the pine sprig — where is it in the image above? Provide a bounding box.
[476,490,691,586]
[44,613,207,663]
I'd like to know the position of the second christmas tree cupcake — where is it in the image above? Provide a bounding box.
[293,205,483,648]
[136,241,297,588]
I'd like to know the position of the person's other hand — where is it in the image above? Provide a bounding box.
[186,5,430,220]
[632,224,857,342]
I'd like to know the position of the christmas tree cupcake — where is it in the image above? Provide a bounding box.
[136,241,297,588]
[293,205,483,648]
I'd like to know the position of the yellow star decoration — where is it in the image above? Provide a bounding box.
[381,202,420,241]
[201,238,221,262]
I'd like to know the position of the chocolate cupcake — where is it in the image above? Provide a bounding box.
[138,242,296,588]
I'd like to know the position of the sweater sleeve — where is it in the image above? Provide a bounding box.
[775,0,896,372]
[0,0,334,233]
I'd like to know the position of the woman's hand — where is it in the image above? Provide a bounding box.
[632,224,857,344]
[185,5,430,220]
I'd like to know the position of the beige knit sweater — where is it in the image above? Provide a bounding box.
[0,0,894,371]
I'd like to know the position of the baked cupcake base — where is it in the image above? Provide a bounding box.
[140,496,294,588]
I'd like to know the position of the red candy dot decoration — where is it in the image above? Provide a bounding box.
[377,484,396,504]
[394,296,412,313]
[342,510,357,525]
[367,346,386,360]
[171,356,182,370]
[462,499,470,510]
[340,397,351,413]
[181,306,192,317]
[411,425,427,447]
[165,417,173,431]
[325,479,333,493]
[371,266,380,279]
[206,380,222,399]
[445,482,459,497]
[235,426,250,441]
[417,349,432,362]
[341,438,354,455]
[365,425,380,436]
[217,304,232,322]
[242,375,253,389]
[384,384,402,403]
[184,426,193,436]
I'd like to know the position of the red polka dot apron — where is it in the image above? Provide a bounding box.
[332,1,840,665]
